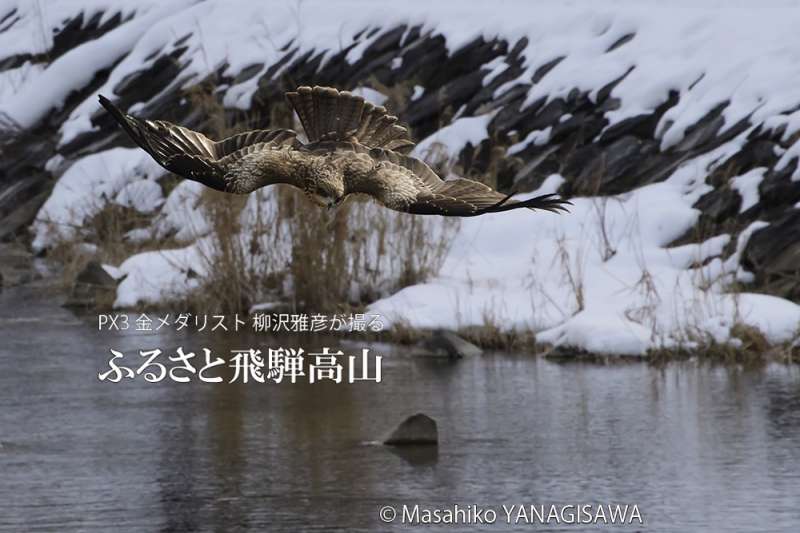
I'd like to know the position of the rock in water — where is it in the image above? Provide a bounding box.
[64,261,117,308]
[387,444,439,467]
[383,413,438,446]
[423,329,483,359]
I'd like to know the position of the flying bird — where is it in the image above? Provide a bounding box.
[98,86,570,217]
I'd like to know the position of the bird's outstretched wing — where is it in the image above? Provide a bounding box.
[98,95,299,191]
[405,181,571,217]
[99,89,571,216]
[331,143,571,217]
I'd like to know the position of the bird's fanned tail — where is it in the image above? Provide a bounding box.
[285,86,415,153]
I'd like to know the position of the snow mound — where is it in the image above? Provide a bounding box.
[31,147,162,251]
[369,133,800,355]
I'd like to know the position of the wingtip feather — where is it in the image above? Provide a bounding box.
[501,193,572,214]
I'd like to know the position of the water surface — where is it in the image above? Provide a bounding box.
[1,283,798,532]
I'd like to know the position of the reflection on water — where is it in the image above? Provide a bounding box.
[1,284,799,532]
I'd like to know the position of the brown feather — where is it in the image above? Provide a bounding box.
[98,94,299,192]
[286,86,415,152]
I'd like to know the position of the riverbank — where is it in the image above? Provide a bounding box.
[2,0,799,360]
[1,240,795,364]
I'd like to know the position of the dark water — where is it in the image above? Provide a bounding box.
[1,283,799,533]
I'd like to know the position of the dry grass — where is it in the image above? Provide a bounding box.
[45,202,157,290]
[555,234,585,314]
[457,323,537,352]
[380,315,537,353]
[644,321,799,366]
[382,316,424,346]
[187,190,252,313]
[84,204,153,263]
[590,197,617,261]
[47,239,94,291]
[366,77,415,116]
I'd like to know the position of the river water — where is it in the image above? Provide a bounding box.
[0,281,798,532]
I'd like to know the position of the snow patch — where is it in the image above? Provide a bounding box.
[730,167,766,213]
[413,113,494,161]
[153,180,211,242]
[350,86,388,106]
[114,240,209,308]
[115,180,164,213]
[31,147,163,251]
[508,126,552,154]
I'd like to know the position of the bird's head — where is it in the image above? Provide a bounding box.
[304,163,345,209]
[306,188,341,208]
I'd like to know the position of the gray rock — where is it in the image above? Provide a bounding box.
[568,135,663,195]
[232,62,264,84]
[406,70,487,129]
[64,261,118,308]
[423,329,483,359]
[113,47,189,104]
[549,112,606,146]
[51,11,125,62]
[0,189,49,242]
[598,113,658,144]
[524,97,568,133]
[76,261,116,286]
[386,445,439,467]
[383,413,438,446]
[606,32,636,53]
[532,56,564,83]
[694,187,741,223]
[759,165,800,219]
[490,91,539,133]
[510,144,561,191]
[669,103,726,152]
[742,210,800,301]
[0,242,35,287]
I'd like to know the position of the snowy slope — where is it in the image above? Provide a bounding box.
[2,0,800,355]
[369,167,800,354]
[0,0,797,157]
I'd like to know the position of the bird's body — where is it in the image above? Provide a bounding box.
[99,86,570,216]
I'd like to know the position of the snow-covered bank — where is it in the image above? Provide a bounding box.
[1,0,799,356]
[369,167,800,355]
